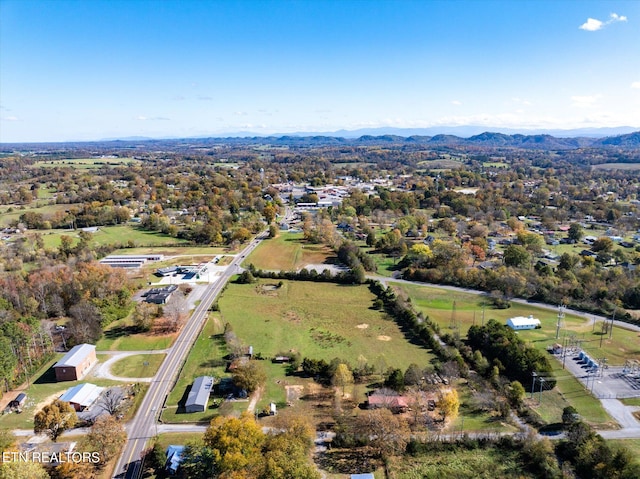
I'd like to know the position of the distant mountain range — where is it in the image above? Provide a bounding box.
[3,128,640,150]
[273,125,640,139]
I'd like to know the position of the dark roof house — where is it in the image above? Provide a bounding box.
[53,344,97,382]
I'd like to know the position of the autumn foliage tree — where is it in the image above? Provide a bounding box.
[85,415,127,466]
[34,399,78,441]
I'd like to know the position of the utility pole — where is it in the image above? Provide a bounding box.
[609,308,615,340]
[530,372,537,399]
[555,304,565,339]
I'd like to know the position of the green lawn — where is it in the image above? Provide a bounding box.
[620,397,640,407]
[110,354,166,378]
[96,315,176,351]
[218,280,435,370]
[243,232,334,271]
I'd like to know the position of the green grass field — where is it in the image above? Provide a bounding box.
[243,232,334,271]
[39,224,189,249]
[397,282,616,426]
[219,280,435,369]
[96,315,176,351]
[32,158,142,169]
[110,354,166,378]
[397,282,640,365]
[0,203,69,227]
[386,446,537,479]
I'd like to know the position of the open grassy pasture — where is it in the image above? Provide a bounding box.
[0,356,125,429]
[398,282,640,365]
[243,232,334,271]
[386,446,538,479]
[32,158,142,169]
[110,354,166,378]
[112,246,227,256]
[219,280,435,369]
[96,315,176,351]
[0,203,69,226]
[39,224,189,249]
[397,283,616,426]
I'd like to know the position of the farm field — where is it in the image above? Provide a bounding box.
[38,224,189,249]
[243,232,335,271]
[110,354,166,378]
[397,282,640,365]
[219,279,436,369]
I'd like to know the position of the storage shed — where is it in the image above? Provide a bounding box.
[506,315,541,330]
[9,393,27,409]
[59,383,104,411]
[53,344,97,381]
[185,376,213,413]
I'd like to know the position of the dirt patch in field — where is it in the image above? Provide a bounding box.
[286,385,305,403]
[284,311,302,323]
[356,323,369,329]
[377,335,391,341]
[257,284,279,296]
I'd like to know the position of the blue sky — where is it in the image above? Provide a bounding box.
[1,0,639,142]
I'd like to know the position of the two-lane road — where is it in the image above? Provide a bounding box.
[113,234,266,479]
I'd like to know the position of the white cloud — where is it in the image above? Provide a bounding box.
[136,115,170,121]
[451,100,462,106]
[632,81,640,89]
[571,94,602,108]
[580,18,603,31]
[3,116,20,121]
[580,13,627,31]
